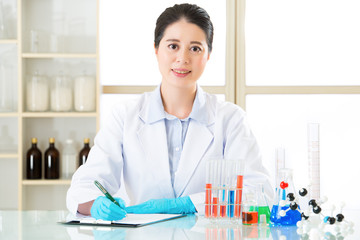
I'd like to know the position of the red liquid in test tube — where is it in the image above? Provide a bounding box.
[235,175,243,217]
[205,183,212,217]
[212,197,219,217]
[220,204,226,217]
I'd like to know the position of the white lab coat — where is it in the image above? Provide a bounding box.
[66,86,273,215]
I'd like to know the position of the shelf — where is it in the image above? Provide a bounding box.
[0,112,18,117]
[22,179,72,185]
[0,153,18,159]
[22,112,97,118]
[22,53,97,59]
[0,39,18,44]
[1,0,99,211]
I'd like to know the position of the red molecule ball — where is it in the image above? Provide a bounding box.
[280,181,289,189]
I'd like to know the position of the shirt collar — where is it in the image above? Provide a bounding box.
[143,84,210,125]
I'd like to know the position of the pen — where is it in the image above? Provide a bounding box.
[94,180,120,207]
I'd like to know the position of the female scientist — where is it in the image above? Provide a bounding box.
[67,3,273,220]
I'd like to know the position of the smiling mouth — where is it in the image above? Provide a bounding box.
[172,69,191,74]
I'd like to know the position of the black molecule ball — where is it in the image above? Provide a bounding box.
[287,193,295,201]
[299,188,308,196]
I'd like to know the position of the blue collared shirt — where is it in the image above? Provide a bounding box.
[149,86,208,187]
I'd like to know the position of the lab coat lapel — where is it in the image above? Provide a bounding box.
[137,88,175,198]
[173,120,213,197]
[137,121,175,198]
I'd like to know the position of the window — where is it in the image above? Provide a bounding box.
[245,0,360,86]
[241,0,360,209]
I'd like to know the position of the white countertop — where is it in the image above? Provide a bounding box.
[0,210,358,239]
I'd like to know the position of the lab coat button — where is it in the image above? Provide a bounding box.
[175,147,180,151]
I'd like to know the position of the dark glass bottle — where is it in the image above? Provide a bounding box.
[79,138,91,167]
[44,137,60,179]
[26,138,42,179]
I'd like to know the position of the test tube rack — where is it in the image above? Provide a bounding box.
[205,159,244,222]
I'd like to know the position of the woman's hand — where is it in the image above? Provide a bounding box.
[125,196,196,214]
[90,196,127,220]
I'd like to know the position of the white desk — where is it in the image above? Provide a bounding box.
[0,210,358,239]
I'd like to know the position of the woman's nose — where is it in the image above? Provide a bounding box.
[176,49,190,64]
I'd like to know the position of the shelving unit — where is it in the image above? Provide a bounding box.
[0,153,18,158]
[0,39,17,44]
[0,0,99,210]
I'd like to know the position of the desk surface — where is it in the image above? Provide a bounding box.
[0,210,358,240]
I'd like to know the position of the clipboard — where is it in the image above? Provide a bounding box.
[60,213,186,228]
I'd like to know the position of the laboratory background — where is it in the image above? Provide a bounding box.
[0,0,360,238]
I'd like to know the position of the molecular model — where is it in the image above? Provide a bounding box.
[278,185,354,239]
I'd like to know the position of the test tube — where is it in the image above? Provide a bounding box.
[219,160,227,218]
[235,159,244,218]
[212,159,220,218]
[205,159,212,218]
[227,160,236,218]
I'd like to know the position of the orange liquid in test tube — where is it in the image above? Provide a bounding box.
[235,175,243,217]
[205,183,212,217]
[212,197,219,217]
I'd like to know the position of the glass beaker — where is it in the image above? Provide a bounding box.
[270,168,301,226]
[256,183,271,225]
[26,71,49,112]
[242,191,258,225]
[51,71,72,112]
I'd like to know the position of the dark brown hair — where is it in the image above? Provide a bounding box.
[154,3,214,52]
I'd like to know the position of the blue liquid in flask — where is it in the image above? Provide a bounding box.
[270,168,302,226]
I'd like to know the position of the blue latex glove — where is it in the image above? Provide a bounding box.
[125,196,196,214]
[90,196,127,220]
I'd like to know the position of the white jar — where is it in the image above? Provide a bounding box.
[26,71,49,112]
[74,74,95,112]
[61,139,77,179]
[51,71,72,112]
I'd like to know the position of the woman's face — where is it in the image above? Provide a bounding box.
[155,19,210,90]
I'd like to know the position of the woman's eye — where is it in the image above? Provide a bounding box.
[168,44,178,50]
[190,46,202,52]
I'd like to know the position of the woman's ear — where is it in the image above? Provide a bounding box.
[154,43,158,55]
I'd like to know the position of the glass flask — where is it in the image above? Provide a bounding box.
[62,139,77,179]
[270,168,301,226]
[256,183,271,225]
[74,72,96,112]
[26,71,49,111]
[51,71,72,111]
